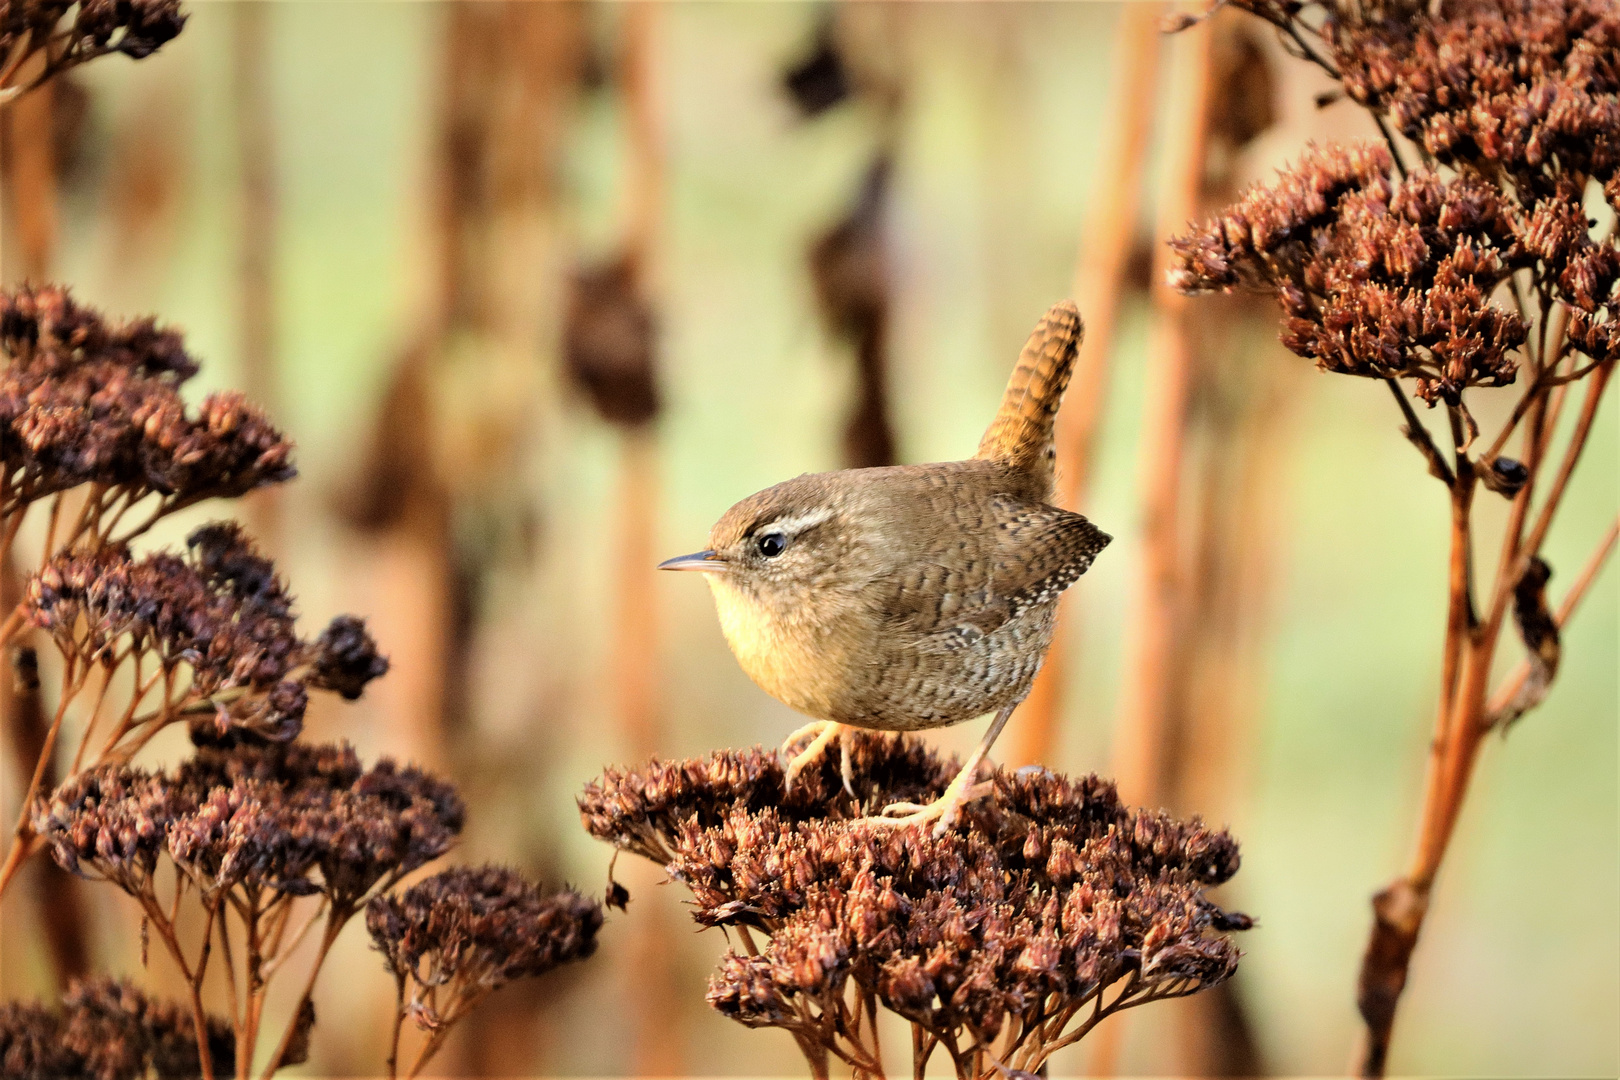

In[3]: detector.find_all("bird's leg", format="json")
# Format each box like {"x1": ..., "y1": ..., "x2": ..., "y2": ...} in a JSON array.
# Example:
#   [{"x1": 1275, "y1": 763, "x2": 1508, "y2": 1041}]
[
  {"x1": 870, "y1": 704, "x2": 1016, "y2": 836},
  {"x1": 782, "y1": 720, "x2": 847, "y2": 793}
]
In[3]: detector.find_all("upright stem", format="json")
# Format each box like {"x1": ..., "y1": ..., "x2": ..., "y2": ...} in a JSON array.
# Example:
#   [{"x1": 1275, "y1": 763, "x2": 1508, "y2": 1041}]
[
  {"x1": 1355, "y1": 346, "x2": 1614, "y2": 1075},
  {"x1": 1007, "y1": 0, "x2": 1164, "y2": 767}
]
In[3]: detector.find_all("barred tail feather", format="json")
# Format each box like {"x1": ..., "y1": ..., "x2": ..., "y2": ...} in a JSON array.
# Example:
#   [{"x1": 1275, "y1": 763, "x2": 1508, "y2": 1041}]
[{"x1": 975, "y1": 300, "x2": 1084, "y2": 491}]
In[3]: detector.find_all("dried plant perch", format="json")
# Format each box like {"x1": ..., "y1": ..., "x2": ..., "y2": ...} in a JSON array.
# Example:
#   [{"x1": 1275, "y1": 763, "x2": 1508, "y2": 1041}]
[
  {"x1": 0, "y1": 0, "x2": 185, "y2": 104},
  {"x1": 1169, "y1": 0, "x2": 1618, "y2": 1073},
  {"x1": 581, "y1": 733, "x2": 1250, "y2": 1080},
  {"x1": 0, "y1": 286, "x2": 603, "y2": 1076}
]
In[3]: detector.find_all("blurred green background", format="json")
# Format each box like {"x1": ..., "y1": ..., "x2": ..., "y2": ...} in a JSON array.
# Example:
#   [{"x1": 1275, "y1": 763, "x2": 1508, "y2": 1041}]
[{"x1": 1, "y1": 2, "x2": 1614, "y2": 1076}]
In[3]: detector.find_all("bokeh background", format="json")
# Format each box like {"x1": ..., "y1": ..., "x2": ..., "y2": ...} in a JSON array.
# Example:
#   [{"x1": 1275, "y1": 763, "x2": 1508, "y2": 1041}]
[{"x1": 1, "y1": 2, "x2": 1614, "y2": 1076}]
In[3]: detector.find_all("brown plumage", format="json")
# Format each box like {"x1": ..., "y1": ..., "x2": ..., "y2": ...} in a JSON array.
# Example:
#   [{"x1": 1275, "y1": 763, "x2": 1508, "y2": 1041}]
[{"x1": 661, "y1": 300, "x2": 1109, "y2": 831}]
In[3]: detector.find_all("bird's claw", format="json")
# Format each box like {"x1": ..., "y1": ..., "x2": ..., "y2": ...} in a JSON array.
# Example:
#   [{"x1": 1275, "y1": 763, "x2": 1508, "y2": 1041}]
[
  {"x1": 868, "y1": 778, "x2": 995, "y2": 836},
  {"x1": 782, "y1": 721, "x2": 856, "y2": 796}
]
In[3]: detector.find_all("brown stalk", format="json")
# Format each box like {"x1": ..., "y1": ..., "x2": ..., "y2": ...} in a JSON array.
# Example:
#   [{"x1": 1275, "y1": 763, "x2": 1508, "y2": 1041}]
[
  {"x1": 1089, "y1": 15, "x2": 1215, "y2": 1074},
  {"x1": 1007, "y1": 1, "x2": 1164, "y2": 768},
  {"x1": 1355, "y1": 345, "x2": 1615, "y2": 1075},
  {"x1": 1110, "y1": 11, "x2": 1215, "y2": 809}
]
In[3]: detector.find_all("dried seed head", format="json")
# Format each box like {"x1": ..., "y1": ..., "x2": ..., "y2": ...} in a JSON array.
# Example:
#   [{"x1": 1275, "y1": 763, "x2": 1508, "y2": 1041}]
[
  {"x1": 0, "y1": 978, "x2": 234, "y2": 1080},
  {"x1": 0, "y1": 285, "x2": 292, "y2": 515},
  {"x1": 366, "y1": 865, "x2": 602, "y2": 1032},
  {"x1": 580, "y1": 734, "x2": 1248, "y2": 1070},
  {"x1": 36, "y1": 742, "x2": 464, "y2": 908},
  {"x1": 24, "y1": 525, "x2": 387, "y2": 747}
]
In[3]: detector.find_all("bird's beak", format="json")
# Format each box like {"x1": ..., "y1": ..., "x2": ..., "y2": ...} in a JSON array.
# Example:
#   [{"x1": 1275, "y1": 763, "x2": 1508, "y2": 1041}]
[{"x1": 657, "y1": 549, "x2": 729, "y2": 572}]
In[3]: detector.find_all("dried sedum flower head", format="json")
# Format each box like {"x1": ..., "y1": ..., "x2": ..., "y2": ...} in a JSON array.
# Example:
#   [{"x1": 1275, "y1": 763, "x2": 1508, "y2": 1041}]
[
  {"x1": 0, "y1": 285, "x2": 293, "y2": 523},
  {"x1": 0, "y1": 977, "x2": 234, "y2": 1080},
  {"x1": 366, "y1": 865, "x2": 602, "y2": 1034},
  {"x1": 1178, "y1": 1, "x2": 1620, "y2": 400},
  {"x1": 1321, "y1": 0, "x2": 1619, "y2": 195},
  {"x1": 24, "y1": 522, "x2": 388, "y2": 746},
  {"x1": 1170, "y1": 144, "x2": 1535, "y2": 403},
  {"x1": 36, "y1": 741, "x2": 464, "y2": 910},
  {"x1": 580, "y1": 734, "x2": 1249, "y2": 1079},
  {"x1": 0, "y1": 0, "x2": 185, "y2": 100}
]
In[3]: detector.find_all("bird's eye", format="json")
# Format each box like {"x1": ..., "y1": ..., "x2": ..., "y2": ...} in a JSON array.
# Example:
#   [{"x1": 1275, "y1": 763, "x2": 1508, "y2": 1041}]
[{"x1": 757, "y1": 532, "x2": 786, "y2": 557}]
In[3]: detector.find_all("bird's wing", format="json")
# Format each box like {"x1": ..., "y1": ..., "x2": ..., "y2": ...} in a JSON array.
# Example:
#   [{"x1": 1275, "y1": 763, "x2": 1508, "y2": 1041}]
[{"x1": 880, "y1": 498, "x2": 1110, "y2": 650}]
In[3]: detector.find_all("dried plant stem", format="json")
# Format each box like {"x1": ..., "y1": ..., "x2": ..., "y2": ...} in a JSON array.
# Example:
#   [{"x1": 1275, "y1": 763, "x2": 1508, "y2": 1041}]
[
  {"x1": 257, "y1": 913, "x2": 343, "y2": 1080},
  {"x1": 1112, "y1": 9, "x2": 1215, "y2": 809},
  {"x1": 1008, "y1": 1, "x2": 1163, "y2": 768},
  {"x1": 1356, "y1": 351, "x2": 1615, "y2": 1076}
]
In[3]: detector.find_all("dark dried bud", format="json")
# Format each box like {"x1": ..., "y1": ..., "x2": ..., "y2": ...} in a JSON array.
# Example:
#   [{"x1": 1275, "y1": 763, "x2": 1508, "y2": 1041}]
[
  {"x1": 1482, "y1": 456, "x2": 1530, "y2": 497},
  {"x1": 307, "y1": 615, "x2": 389, "y2": 699},
  {"x1": 782, "y1": 17, "x2": 851, "y2": 119}
]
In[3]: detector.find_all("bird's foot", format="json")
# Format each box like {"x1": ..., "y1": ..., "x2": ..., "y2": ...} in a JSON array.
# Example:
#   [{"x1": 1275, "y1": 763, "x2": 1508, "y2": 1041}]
[
  {"x1": 782, "y1": 721, "x2": 857, "y2": 796},
  {"x1": 868, "y1": 768, "x2": 996, "y2": 837}
]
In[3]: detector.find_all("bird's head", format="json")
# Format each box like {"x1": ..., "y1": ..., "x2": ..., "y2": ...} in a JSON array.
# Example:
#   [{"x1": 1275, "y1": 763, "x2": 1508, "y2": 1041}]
[{"x1": 659, "y1": 474, "x2": 858, "y2": 611}]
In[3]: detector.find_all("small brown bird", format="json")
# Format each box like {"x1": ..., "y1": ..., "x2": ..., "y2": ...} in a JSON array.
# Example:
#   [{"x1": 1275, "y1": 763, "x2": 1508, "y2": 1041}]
[{"x1": 660, "y1": 300, "x2": 1109, "y2": 831}]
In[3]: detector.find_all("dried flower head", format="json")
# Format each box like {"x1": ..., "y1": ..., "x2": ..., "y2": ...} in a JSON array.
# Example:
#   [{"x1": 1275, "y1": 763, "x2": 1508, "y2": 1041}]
[
  {"x1": 0, "y1": 285, "x2": 293, "y2": 523},
  {"x1": 367, "y1": 865, "x2": 602, "y2": 1036},
  {"x1": 0, "y1": 0, "x2": 185, "y2": 100},
  {"x1": 1321, "y1": 0, "x2": 1620, "y2": 195},
  {"x1": 24, "y1": 522, "x2": 387, "y2": 747},
  {"x1": 580, "y1": 734, "x2": 1249, "y2": 1079},
  {"x1": 0, "y1": 978, "x2": 234, "y2": 1080},
  {"x1": 36, "y1": 741, "x2": 464, "y2": 909},
  {"x1": 1171, "y1": 145, "x2": 1532, "y2": 403},
  {"x1": 1179, "y1": 1, "x2": 1620, "y2": 400}
]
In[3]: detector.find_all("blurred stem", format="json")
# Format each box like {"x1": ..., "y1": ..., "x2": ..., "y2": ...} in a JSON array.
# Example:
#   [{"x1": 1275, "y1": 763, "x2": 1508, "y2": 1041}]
[
  {"x1": 1110, "y1": 10, "x2": 1214, "y2": 808},
  {"x1": 1008, "y1": 0, "x2": 1163, "y2": 768},
  {"x1": 231, "y1": 0, "x2": 281, "y2": 542}
]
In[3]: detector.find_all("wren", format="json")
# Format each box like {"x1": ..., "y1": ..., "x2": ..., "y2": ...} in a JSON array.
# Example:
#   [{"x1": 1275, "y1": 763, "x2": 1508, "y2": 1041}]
[{"x1": 660, "y1": 300, "x2": 1110, "y2": 832}]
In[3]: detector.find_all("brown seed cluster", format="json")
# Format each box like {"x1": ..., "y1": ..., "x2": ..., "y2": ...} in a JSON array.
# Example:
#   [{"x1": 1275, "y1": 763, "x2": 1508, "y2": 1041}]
[
  {"x1": 580, "y1": 734, "x2": 1248, "y2": 1077},
  {"x1": 24, "y1": 522, "x2": 387, "y2": 744},
  {"x1": 0, "y1": 0, "x2": 185, "y2": 98},
  {"x1": 0, "y1": 978, "x2": 235, "y2": 1080},
  {"x1": 1321, "y1": 0, "x2": 1619, "y2": 196},
  {"x1": 35, "y1": 741, "x2": 464, "y2": 910},
  {"x1": 1174, "y1": 0, "x2": 1620, "y2": 398},
  {"x1": 367, "y1": 865, "x2": 603, "y2": 1032},
  {"x1": 1170, "y1": 143, "x2": 1533, "y2": 403},
  {"x1": 0, "y1": 285, "x2": 293, "y2": 519}
]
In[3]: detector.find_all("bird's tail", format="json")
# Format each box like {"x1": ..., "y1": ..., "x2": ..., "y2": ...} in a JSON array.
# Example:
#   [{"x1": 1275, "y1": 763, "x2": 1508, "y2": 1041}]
[{"x1": 975, "y1": 300, "x2": 1084, "y2": 493}]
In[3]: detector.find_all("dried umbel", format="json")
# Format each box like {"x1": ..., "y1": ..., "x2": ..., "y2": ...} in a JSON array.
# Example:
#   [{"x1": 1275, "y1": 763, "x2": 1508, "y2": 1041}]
[
  {"x1": 1171, "y1": 143, "x2": 1535, "y2": 403},
  {"x1": 37, "y1": 740, "x2": 464, "y2": 908},
  {"x1": 580, "y1": 734, "x2": 1249, "y2": 1080},
  {"x1": 0, "y1": 977, "x2": 235, "y2": 1080},
  {"x1": 30, "y1": 741, "x2": 462, "y2": 1078},
  {"x1": 1175, "y1": 1, "x2": 1618, "y2": 402},
  {"x1": 0, "y1": 0, "x2": 185, "y2": 102},
  {"x1": 23, "y1": 522, "x2": 387, "y2": 753},
  {"x1": 367, "y1": 865, "x2": 603, "y2": 1078},
  {"x1": 0, "y1": 285, "x2": 293, "y2": 536}
]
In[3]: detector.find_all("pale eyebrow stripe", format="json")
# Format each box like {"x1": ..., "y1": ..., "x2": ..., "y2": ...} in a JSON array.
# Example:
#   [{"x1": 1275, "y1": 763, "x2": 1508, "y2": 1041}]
[{"x1": 762, "y1": 507, "x2": 835, "y2": 537}]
